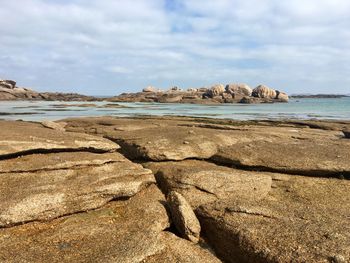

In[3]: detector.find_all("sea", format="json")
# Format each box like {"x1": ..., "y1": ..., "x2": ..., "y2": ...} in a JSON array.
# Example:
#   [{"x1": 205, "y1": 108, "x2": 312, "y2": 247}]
[{"x1": 0, "y1": 97, "x2": 349, "y2": 121}]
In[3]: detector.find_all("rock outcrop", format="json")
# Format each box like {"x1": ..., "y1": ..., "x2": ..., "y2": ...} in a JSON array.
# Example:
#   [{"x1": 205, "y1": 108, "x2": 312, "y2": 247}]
[
  {"x1": 0, "y1": 118, "x2": 222, "y2": 262},
  {"x1": 207, "y1": 84, "x2": 225, "y2": 97},
  {"x1": 0, "y1": 79, "x2": 16, "y2": 89},
  {"x1": 143, "y1": 86, "x2": 158, "y2": 92},
  {"x1": 252, "y1": 84, "x2": 277, "y2": 99},
  {"x1": 2, "y1": 116, "x2": 349, "y2": 262},
  {"x1": 109, "y1": 83, "x2": 289, "y2": 104},
  {"x1": 225, "y1": 83, "x2": 252, "y2": 96},
  {"x1": 0, "y1": 79, "x2": 102, "y2": 101},
  {"x1": 252, "y1": 84, "x2": 289, "y2": 102}
]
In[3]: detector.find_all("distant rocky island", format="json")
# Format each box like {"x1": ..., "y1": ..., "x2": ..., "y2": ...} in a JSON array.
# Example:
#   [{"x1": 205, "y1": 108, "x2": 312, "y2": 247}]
[
  {"x1": 108, "y1": 84, "x2": 289, "y2": 104},
  {"x1": 0, "y1": 79, "x2": 101, "y2": 101},
  {"x1": 1, "y1": 79, "x2": 289, "y2": 104},
  {"x1": 3, "y1": 78, "x2": 348, "y2": 104}
]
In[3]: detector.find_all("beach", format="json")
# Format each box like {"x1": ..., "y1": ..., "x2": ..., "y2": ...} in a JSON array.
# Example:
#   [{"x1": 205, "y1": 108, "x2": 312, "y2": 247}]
[{"x1": 0, "y1": 114, "x2": 349, "y2": 262}]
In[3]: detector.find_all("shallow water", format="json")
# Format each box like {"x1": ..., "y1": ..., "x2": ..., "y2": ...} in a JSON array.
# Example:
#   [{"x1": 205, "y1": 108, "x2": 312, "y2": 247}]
[{"x1": 0, "y1": 97, "x2": 349, "y2": 121}]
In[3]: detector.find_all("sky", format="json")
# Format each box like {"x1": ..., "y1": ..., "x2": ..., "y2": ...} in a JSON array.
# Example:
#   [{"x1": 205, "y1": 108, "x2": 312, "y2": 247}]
[{"x1": 1, "y1": 0, "x2": 350, "y2": 95}]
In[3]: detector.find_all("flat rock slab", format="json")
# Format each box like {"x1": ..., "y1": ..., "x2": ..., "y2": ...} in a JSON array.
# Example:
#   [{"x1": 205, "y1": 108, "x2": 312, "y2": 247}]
[
  {"x1": 0, "y1": 151, "x2": 121, "y2": 173},
  {"x1": 197, "y1": 175, "x2": 350, "y2": 262},
  {"x1": 63, "y1": 117, "x2": 347, "y2": 168},
  {"x1": 0, "y1": 152, "x2": 155, "y2": 226},
  {"x1": 213, "y1": 138, "x2": 350, "y2": 176},
  {"x1": 144, "y1": 160, "x2": 272, "y2": 209},
  {"x1": 108, "y1": 126, "x2": 236, "y2": 161},
  {"x1": 0, "y1": 120, "x2": 119, "y2": 158},
  {"x1": 0, "y1": 185, "x2": 221, "y2": 263},
  {"x1": 63, "y1": 117, "x2": 242, "y2": 161},
  {"x1": 0, "y1": 185, "x2": 169, "y2": 262}
]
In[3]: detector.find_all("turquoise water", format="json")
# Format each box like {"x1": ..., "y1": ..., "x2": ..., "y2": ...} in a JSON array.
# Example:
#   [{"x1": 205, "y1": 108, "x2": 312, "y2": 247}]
[{"x1": 0, "y1": 97, "x2": 349, "y2": 121}]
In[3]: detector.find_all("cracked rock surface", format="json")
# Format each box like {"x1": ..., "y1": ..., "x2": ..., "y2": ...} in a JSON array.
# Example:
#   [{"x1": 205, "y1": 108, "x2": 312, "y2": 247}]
[
  {"x1": 144, "y1": 160, "x2": 272, "y2": 209},
  {"x1": 0, "y1": 120, "x2": 118, "y2": 157},
  {"x1": 1, "y1": 116, "x2": 350, "y2": 262},
  {"x1": 197, "y1": 174, "x2": 350, "y2": 262}
]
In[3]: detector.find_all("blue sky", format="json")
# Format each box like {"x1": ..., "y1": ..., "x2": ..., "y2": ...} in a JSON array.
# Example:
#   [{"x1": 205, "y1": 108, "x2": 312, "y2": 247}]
[{"x1": 1, "y1": 0, "x2": 349, "y2": 95}]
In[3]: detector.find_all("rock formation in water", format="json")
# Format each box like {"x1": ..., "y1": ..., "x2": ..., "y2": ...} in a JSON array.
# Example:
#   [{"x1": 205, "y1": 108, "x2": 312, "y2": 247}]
[
  {"x1": 109, "y1": 83, "x2": 289, "y2": 104},
  {"x1": 0, "y1": 79, "x2": 101, "y2": 101}
]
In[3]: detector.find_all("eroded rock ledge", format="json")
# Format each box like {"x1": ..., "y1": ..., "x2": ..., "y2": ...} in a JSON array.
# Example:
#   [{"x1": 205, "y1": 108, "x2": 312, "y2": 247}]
[{"x1": 1, "y1": 116, "x2": 349, "y2": 262}]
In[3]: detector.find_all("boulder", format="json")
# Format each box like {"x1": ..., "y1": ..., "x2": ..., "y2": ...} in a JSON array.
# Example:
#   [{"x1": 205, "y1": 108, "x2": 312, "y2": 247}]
[
  {"x1": 207, "y1": 84, "x2": 225, "y2": 98},
  {"x1": 276, "y1": 91, "x2": 289, "y2": 102},
  {"x1": 0, "y1": 79, "x2": 16, "y2": 89},
  {"x1": 252, "y1": 84, "x2": 277, "y2": 99},
  {"x1": 169, "y1": 86, "x2": 182, "y2": 92},
  {"x1": 167, "y1": 191, "x2": 201, "y2": 243},
  {"x1": 225, "y1": 83, "x2": 252, "y2": 96},
  {"x1": 187, "y1": 88, "x2": 198, "y2": 92},
  {"x1": 197, "y1": 174, "x2": 350, "y2": 262},
  {"x1": 198, "y1": 87, "x2": 209, "y2": 93},
  {"x1": 222, "y1": 92, "x2": 233, "y2": 102},
  {"x1": 143, "y1": 86, "x2": 157, "y2": 92}
]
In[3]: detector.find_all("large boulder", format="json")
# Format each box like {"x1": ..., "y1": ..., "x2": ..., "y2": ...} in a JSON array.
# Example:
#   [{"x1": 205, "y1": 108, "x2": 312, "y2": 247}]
[
  {"x1": 207, "y1": 84, "x2": 225, "y2": 98},
  {"x1": 252, "y1": 84, "x2": 277, "y2": 99},
  {"x1": 169, "y1": 86, "x2": 182, "y2": 92},
  {"x1": 143, "y1": 86, "x2": 157, "y2": 92},
  {"x1": 187, "y1": 88, "x2": 198, "y2": 92},
  {"x1": 225, "y1": 83, "x2": 252, "y2": 96},
  {"x1": 276, "y1": 91, "x2": 289, "y2": 102},
  {"x1": 0, "y1": 79, "x2": 16, "y2": 89}
]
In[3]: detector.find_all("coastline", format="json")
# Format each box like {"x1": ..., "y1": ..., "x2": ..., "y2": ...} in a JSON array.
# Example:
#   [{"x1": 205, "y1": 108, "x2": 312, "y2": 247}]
[{"x1": 0, "y1": 115, "x2": 349, "y2": 262}]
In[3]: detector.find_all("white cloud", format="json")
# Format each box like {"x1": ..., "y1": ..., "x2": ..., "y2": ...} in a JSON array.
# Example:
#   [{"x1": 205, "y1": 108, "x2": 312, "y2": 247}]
[{"x1": 0, "y1": 0, "x2": 349, "y2": 94}]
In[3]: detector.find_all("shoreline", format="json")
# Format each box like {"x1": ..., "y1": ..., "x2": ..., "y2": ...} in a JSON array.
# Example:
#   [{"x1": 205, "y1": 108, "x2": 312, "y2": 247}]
[{"x1": 1, "y1": 98, "x2": 350, "y2": 121}]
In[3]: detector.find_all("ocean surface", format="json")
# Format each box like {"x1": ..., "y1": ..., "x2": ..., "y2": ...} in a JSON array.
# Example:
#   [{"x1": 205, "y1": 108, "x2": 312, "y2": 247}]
[{"x1": 0, "y1": 97, "x2": 349, "y2": 121}]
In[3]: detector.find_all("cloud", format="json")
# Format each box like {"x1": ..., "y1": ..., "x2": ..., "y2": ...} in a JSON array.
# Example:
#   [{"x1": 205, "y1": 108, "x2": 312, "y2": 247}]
[{"x1": 0, "y1": 0, "x2": 349, "y2": 95}]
